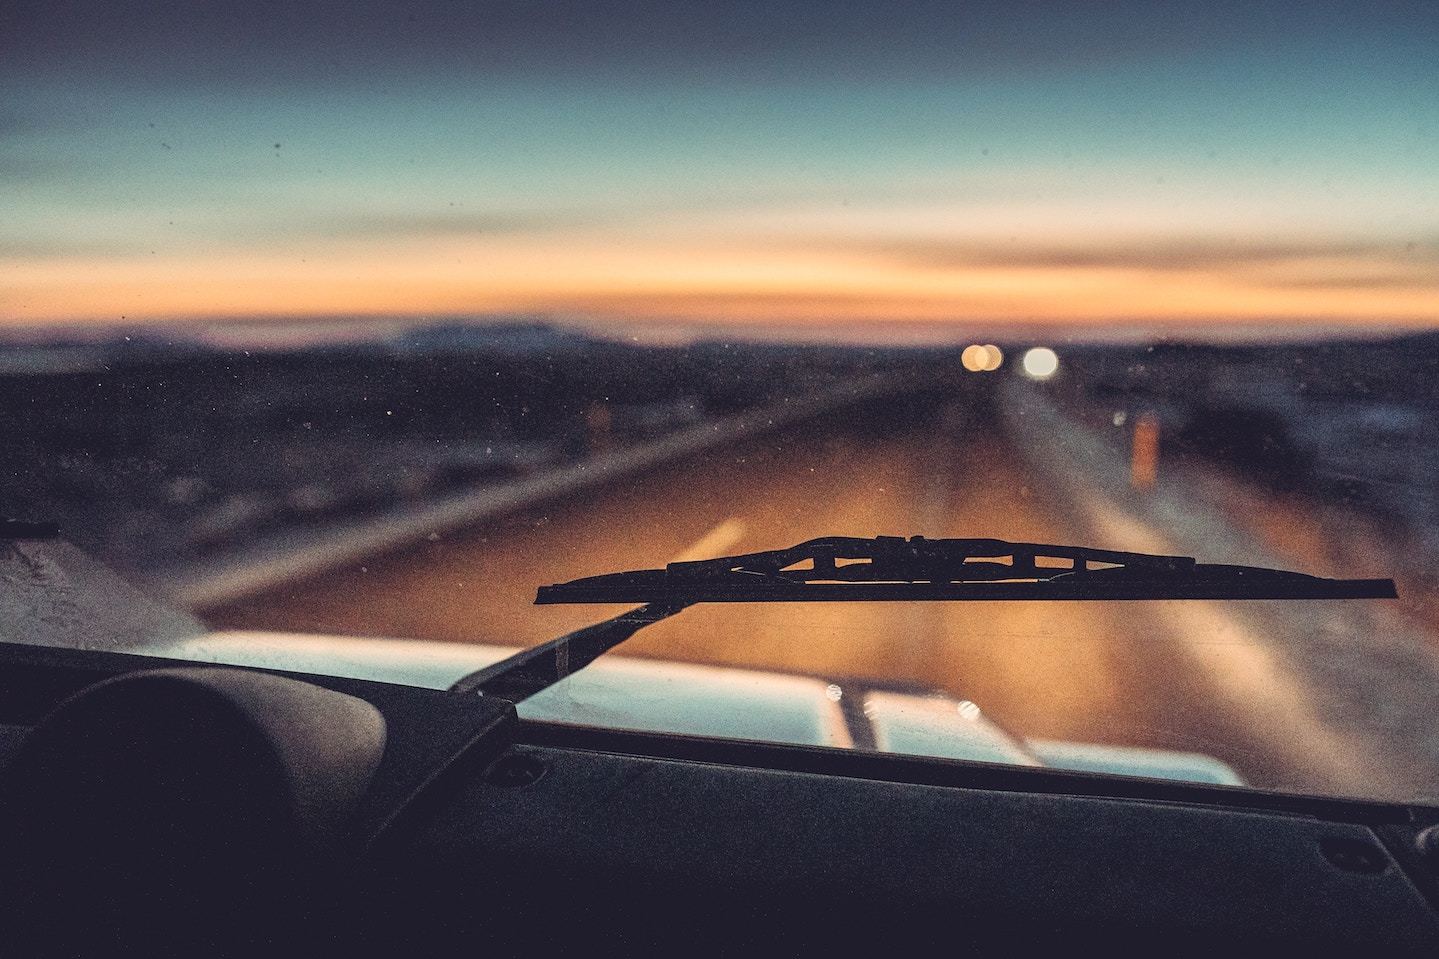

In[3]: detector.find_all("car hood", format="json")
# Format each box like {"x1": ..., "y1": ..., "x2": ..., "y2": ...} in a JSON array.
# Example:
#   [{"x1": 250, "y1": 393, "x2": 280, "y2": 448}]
[{"x1": 141, "y1": 630, "x2": 1242, "y2": 786}]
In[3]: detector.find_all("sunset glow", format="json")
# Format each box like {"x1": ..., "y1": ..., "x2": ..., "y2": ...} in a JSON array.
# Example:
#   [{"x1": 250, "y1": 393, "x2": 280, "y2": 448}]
[
  {"x1": 8, "y1": 238, "x2": 1432, "y2": 329},
  {"x1": 3, "y1": 0, "x2": 1435, "y2": 336}
]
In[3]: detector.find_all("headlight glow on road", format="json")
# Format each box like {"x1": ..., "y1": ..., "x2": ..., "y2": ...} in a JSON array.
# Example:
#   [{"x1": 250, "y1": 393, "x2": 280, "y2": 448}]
[
  {"x1": 981, "y1": 344, "x2": 1003, "y2": 371},
  {"x1": 1021, "y1": 347, "x2": 1059, "y2": 380}
]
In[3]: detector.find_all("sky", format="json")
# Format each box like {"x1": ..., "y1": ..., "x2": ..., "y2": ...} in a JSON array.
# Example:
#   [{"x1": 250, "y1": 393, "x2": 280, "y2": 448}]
[{"x1": 2, "y1": 0, "x2": 1436, "y2": 338}]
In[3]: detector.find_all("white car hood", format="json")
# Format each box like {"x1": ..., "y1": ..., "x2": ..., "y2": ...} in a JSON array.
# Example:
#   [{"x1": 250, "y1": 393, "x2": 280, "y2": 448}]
[{"x1": 141, "y1": 630, "x2": 1242, "y2": 786}]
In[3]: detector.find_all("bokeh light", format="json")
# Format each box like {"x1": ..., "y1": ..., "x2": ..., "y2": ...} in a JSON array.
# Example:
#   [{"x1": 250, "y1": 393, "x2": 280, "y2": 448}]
[{"x1": 1021, "y1": 347, "x2": 1059, "y2": 380}]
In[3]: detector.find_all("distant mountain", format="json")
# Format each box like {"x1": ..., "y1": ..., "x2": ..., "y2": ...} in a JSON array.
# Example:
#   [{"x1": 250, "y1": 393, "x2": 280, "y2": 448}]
[
  {"x1": 388, "y1": 320, "x2": 605, "y2": 356},
  {"x1": 0, "y1": 331, "x2": 207, "y2": 376}
]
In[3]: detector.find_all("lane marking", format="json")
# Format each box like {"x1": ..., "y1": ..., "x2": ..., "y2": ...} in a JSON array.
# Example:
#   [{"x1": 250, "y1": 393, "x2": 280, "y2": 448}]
[{"x1": 670, "y1": 518, "x2": 748, "y2": 564}]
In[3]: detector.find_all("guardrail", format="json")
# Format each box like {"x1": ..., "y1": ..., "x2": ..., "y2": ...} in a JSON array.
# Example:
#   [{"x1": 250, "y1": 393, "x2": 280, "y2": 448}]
[{"x1": 160, "y1": 376, "x2": 898, "y2": 609}]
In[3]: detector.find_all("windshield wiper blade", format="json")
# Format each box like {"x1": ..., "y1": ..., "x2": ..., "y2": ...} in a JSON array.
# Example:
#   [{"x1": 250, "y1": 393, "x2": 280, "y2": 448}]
[
  {"x1": 460, "y1": 534, "x2": 1392, "y2": 704},
  {"x1": 536, "y1": 536, "x2": 1396, "y2": 604}
]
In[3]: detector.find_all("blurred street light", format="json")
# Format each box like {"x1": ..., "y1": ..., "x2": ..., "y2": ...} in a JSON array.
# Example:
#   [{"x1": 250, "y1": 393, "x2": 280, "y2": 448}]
[
  {"x1": 961, "y1": 345, "x2": 988, "y2": 372},
  {"x1": 962, "y1": 344, "x2": 1005, "y2": 372},
  {"x1": 1021, "y1": 347, "x2": 1059, "y2": 380}
]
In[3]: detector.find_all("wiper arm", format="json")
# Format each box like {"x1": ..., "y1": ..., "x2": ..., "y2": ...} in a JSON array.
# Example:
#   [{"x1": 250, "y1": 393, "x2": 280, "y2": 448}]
[
  {"x1": 535, "y1": 536, "x2": 1396, "y2": 604},
  {"x1": 449, "y1": 602, "x2": 688, "y2": 699}
]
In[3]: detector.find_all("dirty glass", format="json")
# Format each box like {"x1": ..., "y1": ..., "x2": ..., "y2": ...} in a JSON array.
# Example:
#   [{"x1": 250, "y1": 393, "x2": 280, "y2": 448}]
[{"x1": 2, "y1": 1, "x2": 1437, "y2": 800}]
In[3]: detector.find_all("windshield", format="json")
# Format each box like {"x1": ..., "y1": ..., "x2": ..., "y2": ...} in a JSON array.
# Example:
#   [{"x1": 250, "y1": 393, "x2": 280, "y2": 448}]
[{"x1": 3, "y1": 0, "x2": 1437, "y2": 802}]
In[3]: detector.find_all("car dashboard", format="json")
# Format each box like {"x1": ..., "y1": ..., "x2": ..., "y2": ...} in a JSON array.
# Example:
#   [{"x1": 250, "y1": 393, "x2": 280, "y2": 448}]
[{"x1": 1, "y1": 638, "x2": 1438, "y2": 957}]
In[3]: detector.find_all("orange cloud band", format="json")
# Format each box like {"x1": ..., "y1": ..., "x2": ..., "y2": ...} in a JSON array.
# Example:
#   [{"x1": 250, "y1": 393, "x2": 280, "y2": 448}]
[{"x1": 4, "y1": 235, "x2": 1435, "y2": 329}]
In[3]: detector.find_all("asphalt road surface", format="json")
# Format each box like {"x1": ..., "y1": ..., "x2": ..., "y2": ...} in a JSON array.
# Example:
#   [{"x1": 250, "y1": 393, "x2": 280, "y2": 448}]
[{"x1": 208, "y1": 398, "x2": 1351, "y2": 793}]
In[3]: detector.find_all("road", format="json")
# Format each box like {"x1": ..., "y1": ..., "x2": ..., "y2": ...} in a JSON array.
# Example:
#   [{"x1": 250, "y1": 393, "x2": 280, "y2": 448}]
[{"x1": 207, "y1": 396, "x2": 1346, "y2": 792}]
